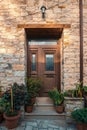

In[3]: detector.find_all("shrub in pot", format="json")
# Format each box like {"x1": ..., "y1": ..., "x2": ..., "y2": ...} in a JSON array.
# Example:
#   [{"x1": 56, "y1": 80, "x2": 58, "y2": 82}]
[
  {"x1": 4, "y1": 105, "x2": 21, "y2": 129},
  {"x1": 48, "y1": 88, "x2": 64, "y2": 113},
  {"x1": 26, "y1": 77, "x2": 42, "y2": 104},
  {"x1": 3, "y1": 87, "x2": 21, "y2": 129},
  {"x1": 3, "y1": 83, "x2": 26, "y2": 129},
  {"x1": 24, "y1": 94, "x2": 34, "y2": 113},
  {"x1": 3, "y1": 82, "x2": 26, "y2": 111},
  {"x1": 71, "y1": 108, "x2": 87, "y2": 130}
]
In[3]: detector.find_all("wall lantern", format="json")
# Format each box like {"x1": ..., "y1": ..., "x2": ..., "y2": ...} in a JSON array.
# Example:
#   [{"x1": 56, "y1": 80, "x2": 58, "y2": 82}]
[{"x1": 40, "y1": 6, "x2": 46, "y2": 19}]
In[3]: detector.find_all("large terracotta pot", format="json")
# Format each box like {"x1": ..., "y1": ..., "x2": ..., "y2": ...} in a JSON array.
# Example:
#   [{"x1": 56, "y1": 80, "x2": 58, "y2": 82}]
[
  {"x1": 76, "y1": 123, "x2": 83, "y2": 130},
  {"x1": 25, "y1": 105, "x2": 33, "y2": 113},
  {"x1": 3, "y1": 112, "x2": 20, "y2": 129},
  {"x1": 0, "y1": 113, "x2": 3, "y2": 123},
  {"x1": 55, "y1": 104, "x2": 64, "y2": 113}
]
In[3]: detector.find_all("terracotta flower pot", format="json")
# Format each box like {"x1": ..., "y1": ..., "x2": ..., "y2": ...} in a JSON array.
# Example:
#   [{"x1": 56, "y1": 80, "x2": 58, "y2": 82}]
[
  {"x1": 25, "y1": 105, "x2": 33, "y2": 113},
  {"x1": 0, "y1": 113, "x2": 3, "y2": 123},
  {"x1": 55, "y1": 104, "x2": 64, "y2": 113},
  {"x1": 76, "y1": 123, "x2": 83, "y2": 130},
  {"x1": 3, "y1": 112, "x2": 20, "y2": 129}
]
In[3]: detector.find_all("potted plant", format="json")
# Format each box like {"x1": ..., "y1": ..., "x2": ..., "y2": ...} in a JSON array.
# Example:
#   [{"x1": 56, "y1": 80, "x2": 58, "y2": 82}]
[
  {"x1": 71, "y1": 108, "x2": 87, "y2": 130},
  {"x1": 3, "y1": 82, "x2": 26, "y2": 129},
  {"x1": 3, "y1": 86, "x2": 21, "y2": 129},
  {"x1": 64, "y1": 82, "x2": 83, "y2": 98},
  {"x1": 48, "y1": 88, "x2": 64, "y2": 113},
  {"x1": 26, "y1": 77, "x2": 42, "y2": 104},
  {"x1": 24, "y1": 93, "x2": 34, "y2": 113},
  {"x1": 64, "y1": 82, "x2": 84, "y2": 122},
  {"x1": 3, "y1": 82, "x2": 26, "y2": 111}
]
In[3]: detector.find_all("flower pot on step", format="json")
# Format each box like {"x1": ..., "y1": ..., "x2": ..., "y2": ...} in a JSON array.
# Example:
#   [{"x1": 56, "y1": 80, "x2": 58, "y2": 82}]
[
  {"x1": 24, "y1": 105, "x2": 33, "y2": 113},
  {"x1": 55, "y1": 104, "x2": 64, "y2": 113}
]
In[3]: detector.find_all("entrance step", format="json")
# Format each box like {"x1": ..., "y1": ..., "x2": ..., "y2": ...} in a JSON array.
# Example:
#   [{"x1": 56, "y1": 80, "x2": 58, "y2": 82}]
[
  {"x1": 36, "y1": 97, "x2": 53, "y2": 104},
  {"x1": 24, "y1": 97, "x2": 66, "y2": 120},
  {"x1": 35, "y1": 97, "x2": 54, "y2": 111},
  {"x1": 24, "y1": 109, "x2": 65, "y2": 120}
]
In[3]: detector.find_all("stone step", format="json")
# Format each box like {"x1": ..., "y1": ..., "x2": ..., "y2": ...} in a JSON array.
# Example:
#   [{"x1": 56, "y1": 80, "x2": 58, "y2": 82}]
[
  {"x1": 24, "y1": 109, "x2": 66, "y2": 120},
  {"x1": 34, "y1": 104, "x2": 54, "y2": 111},
  {"x1": 34, "y1": 102, "x2": 54, "y2": 111},
  {"x1": 34, "y1": 97, "x2": 54, "y2": 111},
  {"x1": 24, "y1": 97, "x2": 65, "y2": 120},
  {"x1": 36, "y1": 97, "x2": 53, "y2": 105}
]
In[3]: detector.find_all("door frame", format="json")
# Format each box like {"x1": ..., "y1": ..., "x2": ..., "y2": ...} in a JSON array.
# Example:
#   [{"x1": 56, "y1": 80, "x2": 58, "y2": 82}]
[{"x1": 22, "y1": 23, "x2": 71, "y2": 91}]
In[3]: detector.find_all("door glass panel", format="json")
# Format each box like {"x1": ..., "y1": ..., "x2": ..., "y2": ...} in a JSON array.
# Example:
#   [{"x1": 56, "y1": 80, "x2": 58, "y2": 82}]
[
  {"x1": 29, "y1": 40, "x2": 57, "y2": 45},
  {"x1": 45, "y1": 54, "x2": 54, "y2": 71},
  {"x1": 32, "y1": 54, "x2": 36, "y2": 71}
]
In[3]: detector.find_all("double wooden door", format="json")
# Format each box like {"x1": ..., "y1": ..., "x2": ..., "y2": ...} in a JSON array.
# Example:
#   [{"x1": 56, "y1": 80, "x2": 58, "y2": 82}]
[{"x1": 27, "y1": 41, "x2": 60, "y2": 96}]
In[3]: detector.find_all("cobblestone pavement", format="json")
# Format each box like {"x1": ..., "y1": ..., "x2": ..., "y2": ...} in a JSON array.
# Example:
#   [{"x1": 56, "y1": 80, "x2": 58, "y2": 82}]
[{"x1": 0, "y1": 119, "x2": 77, "y2": 130}]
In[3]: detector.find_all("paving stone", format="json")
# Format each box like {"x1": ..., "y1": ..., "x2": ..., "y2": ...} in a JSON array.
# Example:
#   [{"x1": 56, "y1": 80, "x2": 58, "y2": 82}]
[
  {"x1": 19, "y1": 121, "x2": 26, "y2": 127},
  {"x1": 59, "y1": 127, "x2": 66, "y2": 130},
  {"x1": 0, "y1": 120, "x2": 76, "y2": 130},
  {"x1": 48, "y1": 124, "x2": 59, "y2": 129},
  {"x1": 67, "y1": 128, "x2": 76, "y2": 130},
  {"x1": 26, "y1": 122, "x2": 37, "y2": 127},
  {"x1": 38, "y1": 129, "x2": 46, "y2": 130},
  {"x1": 48, "y1": 128, "x2": 54, "y2": 130},
  {"x1": 16, "y1": 126, "x2": 25, "y2": 130},
  {"x1": 0, "y1": 127, "x2": 7, "y2": 130},
  {"x1": 38, "y1": 121, "x2": 48, "y2": 128},
  {"x1": 33, "y1": 128, "x2": 38, "y2": 130},
  {"x1": 25, "y1": 125, "x2": 33, "y2": 130},
  {"x1": 53, "y1": 128, "x2": 60, "y2": 130}
]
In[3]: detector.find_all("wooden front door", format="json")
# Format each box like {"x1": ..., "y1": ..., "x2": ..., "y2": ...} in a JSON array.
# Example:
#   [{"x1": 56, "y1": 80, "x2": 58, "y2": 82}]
[{"x1": 27, "y1": 40, "x2": 60, "y2": 96}]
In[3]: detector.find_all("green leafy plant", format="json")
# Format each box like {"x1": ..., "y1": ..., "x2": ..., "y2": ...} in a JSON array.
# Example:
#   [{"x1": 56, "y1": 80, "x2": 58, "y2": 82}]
[
  {"x1": 0, "y1": 98, "x2": 7, "y2": 114},
  {"x1": 63, "y1": 90, "x2": 75, "y2": 97},
  {"x1": 64, "y1": 82, "x2": 83, "y2": 98},
  {"x1": 26, "y1": 77, "x2": 42, "y2": 98},
  {"x1": 2, "y1": 82, "x2": 26, "y2": 116},
  {"x1": 71, "y1": 108, "x2": 87, "y2": 123},
  {"x1": 24, "y1": 94, "x2": 34, "y2": 106},
  {"x1": 48, "y1": 88, "x2": 64, "y2": 106},
  {"x1": 75, "y1": 82, "x2": 82, "y2": 97},
  {"x1": 83, "y1": 86, "x2": 87, "y2": 94}
]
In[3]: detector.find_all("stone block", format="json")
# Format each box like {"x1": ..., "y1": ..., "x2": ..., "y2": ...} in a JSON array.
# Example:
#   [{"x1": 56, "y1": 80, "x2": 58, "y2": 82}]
[
  {"x1": 14, "y1": 71, "x2": 25, "y2": 77},
  {"x1": 13, "y1": 64, "x2": 24, "y2": 70}
]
